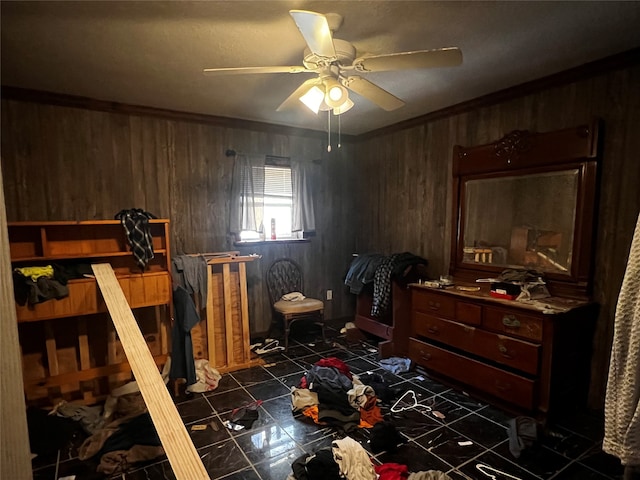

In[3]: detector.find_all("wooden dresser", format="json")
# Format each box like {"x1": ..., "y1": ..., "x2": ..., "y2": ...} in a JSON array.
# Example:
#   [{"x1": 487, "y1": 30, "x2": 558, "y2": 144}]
[{"x1": 408, "y1": 283, "x2": 596, "y2": 420}]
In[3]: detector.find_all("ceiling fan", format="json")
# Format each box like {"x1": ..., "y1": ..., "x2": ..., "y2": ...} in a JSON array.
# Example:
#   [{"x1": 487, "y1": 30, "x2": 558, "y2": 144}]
[{"x1": 202, "y1": 10, "x2": 462, "y2": 115}]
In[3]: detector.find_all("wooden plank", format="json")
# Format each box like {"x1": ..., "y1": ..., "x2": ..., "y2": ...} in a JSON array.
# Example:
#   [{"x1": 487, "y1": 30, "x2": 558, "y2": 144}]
[
  {"x1": 44, "y1": 322, "x2": 59, "y2": 376},
  {"x1": 24, "y1": 355, "x2": 168, "y2": 390},
  {"x1": 0, "y1": 160, "x2": 32, "y2": 479},
  {"x1": 223, "y1": 263, "x2": 234, "y2": 366},
  {"x1": 92, "y1": 263, "x2": 208, "y2": 480},
  {"x1": 206, "y1": 265, "x2": 216, "y2": 364},
  {"x1": 239, "y1": 262, "x2": 251, "y2": 363},
  {"x1": 77, "y1": 318, "x2": 92, "y2": 401}
]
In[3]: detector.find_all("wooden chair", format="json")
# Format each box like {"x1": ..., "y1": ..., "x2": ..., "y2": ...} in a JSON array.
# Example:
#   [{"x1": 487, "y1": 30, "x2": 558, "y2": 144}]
[{"x1": 266, "y1": 258, "x2": 325, "y2": 351}]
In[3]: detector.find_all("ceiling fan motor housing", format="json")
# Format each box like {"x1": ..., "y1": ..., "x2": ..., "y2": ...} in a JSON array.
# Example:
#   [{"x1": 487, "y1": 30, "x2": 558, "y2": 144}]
[{"x1": 302, "y1": 38, "x2": 356, "y2": 70}]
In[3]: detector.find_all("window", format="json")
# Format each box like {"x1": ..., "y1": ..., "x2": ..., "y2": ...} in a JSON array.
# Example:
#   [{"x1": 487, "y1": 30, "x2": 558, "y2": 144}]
[
  {"x1": 240, "y1": 160, "x2": 294, "y2": 241},
  {"x1": 230, "y1": 154, "x2": 315, "y2": 242}
]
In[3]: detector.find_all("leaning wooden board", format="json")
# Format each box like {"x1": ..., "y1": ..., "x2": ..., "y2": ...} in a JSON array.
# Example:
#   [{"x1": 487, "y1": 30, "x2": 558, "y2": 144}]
[{"x1": 92, "y1": 263, "x2": 208, "y2": 480}]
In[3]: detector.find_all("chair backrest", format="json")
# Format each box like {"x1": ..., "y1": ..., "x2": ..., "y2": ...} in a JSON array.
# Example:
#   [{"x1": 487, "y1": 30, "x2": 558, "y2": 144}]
[{"x1": 266, "y1": 258, "x2": 304, "y2": 304}]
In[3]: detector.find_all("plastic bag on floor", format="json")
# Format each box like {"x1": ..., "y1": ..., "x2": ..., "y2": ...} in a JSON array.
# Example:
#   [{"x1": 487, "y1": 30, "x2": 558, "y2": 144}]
[{"x1": 186, "y1": 359, "x2": 222, "y2": 393}]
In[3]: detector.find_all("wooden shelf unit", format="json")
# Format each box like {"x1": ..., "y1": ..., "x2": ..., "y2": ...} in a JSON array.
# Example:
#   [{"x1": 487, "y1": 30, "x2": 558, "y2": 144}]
[{"x1": 8, "y1": 219, "x2": 172, "y2": 406}]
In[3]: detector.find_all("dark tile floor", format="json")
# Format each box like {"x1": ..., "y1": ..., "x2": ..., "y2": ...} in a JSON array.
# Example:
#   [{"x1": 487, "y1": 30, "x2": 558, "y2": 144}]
[{"x1": 33, "y1": 321, "x2": 625, "y2": 480}]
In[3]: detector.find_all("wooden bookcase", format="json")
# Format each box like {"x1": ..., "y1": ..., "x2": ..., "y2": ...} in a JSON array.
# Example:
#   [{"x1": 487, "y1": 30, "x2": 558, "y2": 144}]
[{"x1": 8, "y1": 220, "x2": 172, "y2": 406}]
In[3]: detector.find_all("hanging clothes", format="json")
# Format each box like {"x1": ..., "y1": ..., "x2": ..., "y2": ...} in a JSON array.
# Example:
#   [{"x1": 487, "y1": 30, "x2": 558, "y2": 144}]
[
  {"x1": 172, "y1": 255, "x2": 208, "y2": 306},
  {"x1": 169, "y1": 285, "x2": 199, "y2": 386},
  {"x1": 603, "y1": 212, "x2": 640, "y2": 466},
  {"x1": 114, "y1": 208, "x2": 157, "y2": 270}
]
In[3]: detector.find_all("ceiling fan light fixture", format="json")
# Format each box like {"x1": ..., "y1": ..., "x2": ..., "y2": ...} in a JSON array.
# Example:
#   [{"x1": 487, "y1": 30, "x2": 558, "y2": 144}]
[
  {"x1": 323, "y1": 77, "x2": 349, "y2": 108},
  {"x1": 333, "y1": 97, "x2": 354, "y2": 115},
  {"x1": 299, "y1": 85, "x2": 325, "y2": 114}
]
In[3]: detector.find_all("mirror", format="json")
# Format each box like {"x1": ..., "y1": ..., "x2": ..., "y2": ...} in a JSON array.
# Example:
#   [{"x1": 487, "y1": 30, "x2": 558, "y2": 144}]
[
  {"x1": 451, "y1": 121, "x2": 601, "y2": 298},
  {"x1": 463, "y1": 169, "x2": 579, "y2": 274}
]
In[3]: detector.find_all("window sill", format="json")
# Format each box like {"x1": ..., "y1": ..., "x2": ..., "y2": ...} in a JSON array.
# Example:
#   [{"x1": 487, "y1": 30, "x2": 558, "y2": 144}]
[{"x1": 234, "y1": 239, "x2": 311, "y2": 247}]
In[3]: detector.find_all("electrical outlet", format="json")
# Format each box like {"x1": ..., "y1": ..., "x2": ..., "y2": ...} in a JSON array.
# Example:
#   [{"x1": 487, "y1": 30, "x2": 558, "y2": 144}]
[{"x1": 326, "y1": 289, "x2": 333, "y2": 300}]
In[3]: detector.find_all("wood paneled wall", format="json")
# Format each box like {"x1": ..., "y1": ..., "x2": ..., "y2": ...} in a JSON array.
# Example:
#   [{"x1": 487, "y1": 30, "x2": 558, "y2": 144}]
[
  {"x1": 0, "y1": 102, "x2": 358, "y2": 334},
  {"x1": 355, "y1": 64, "x2": 640, "y2": 407},
  {"x1": 3, "y1": 61, "x2": 639, "y2": 408}
]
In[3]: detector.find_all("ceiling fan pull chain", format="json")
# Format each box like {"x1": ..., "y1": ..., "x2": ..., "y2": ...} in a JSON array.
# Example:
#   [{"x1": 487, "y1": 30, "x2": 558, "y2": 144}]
[
  {"x1": 327, "y1": 110, "x2": 332, "y2": 152},
  {"x1": 338, "y1": 114, "x2": 342, "y2": 149}
]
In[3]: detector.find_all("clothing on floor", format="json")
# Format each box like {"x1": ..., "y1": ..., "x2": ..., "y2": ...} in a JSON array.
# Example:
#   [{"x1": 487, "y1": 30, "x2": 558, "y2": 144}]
[
  {"x1": 307, "y1": 365, "x2": 354, "y2": 415},
  {"x1": 51, "y1": 400, "x2": 104, "y2": 435},
  {"x1": 318, "y1": 406, "x2": 361, "y2": 433},
  {"x1": 291, "y1": 448, "x2": 342, "y2": 480},
  {"x1": 357, "y1": 371, "x2": 400, "y2": 404},
  {"x1": 26, "y1": 407, "x2": 82, "y2": 457},
  {"x1": 508, "y1": 416, "x2": 538, "y2": 458},
  {"x1": 172, "y1": 254, "x2": 208, "y2": 305},
  {"x1": 315, "y1": 357, "x2": 353, "y2": 379},
  {"x1": 360, "y1": 395, "x2": 384, "y2": 426},
  {"x1": 347, "y1": 382, "x2": 374, "y2": 410},
  {"x1": 98, "y1": 444, "x2": 165, "y2": 475},
  {"x1": 186, "y1": 359, "x2": 222, "y2": 393},
  {"x1": 604, "y1": 211, "x2": 640, "y2": 465},
  {"x1": 370, "y1": 421, "x2": 405, "y2": 454},
  {"x1": 291, "y1": 387, "x2": 320, "y2": 412},
  {"x1": 79, "y1": 412, "x2": 161, "y2": 461},
  {"x1": 114, "y1": 208, "x2": 157, "y2": 270},
  {"x1": 379, "y1": 357, "x2": 412, "y2": 375},
  {"x1": 331, "y1": 436, "x2": 377, "y2": 480},
  {"x1": 169, "y1": 285, "x2": 199, "y2": 386},
  {"x1": 375, "y1": 463, "x2": 409, "y2": 480}
]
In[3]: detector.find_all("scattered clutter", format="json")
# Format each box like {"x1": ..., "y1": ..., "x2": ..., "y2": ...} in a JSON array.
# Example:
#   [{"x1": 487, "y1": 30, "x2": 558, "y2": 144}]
[
  {"x1": 508, "y1": 416, "x2": 539, "y2": 458},
  {"x1": 186, "y1": 359, "x2": 222, "y2": 393},
  {"x1": 379, "y1": 357, "x2": 412, "y2": 375},
  {"x1": 251, "y1": 338, "x2": 286, "y2": 354}
]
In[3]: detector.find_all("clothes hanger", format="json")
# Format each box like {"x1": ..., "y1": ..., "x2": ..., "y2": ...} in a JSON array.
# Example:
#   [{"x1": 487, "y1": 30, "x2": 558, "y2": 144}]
[
  {"x1": 390, "y1": 389, "x2": 432, "y2": 413},
  {"x1": 476, "y1": 463, "x2": 523, "y2": 480}
]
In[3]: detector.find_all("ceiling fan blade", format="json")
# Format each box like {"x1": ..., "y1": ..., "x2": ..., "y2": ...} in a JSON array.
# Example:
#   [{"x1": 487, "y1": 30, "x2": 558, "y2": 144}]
[
  {"x1": 289, "y1": 10, "x2": 336, "y2": 59},
  {"x1": 276, "y1": 78, "x2": 322, "y2": 112},
  {"x1": 342, "y1": 76, "x2": 405, "y2": 111},
  {"x1": 203, "y1": 66, "x2": 311, "y2": 75},
  {"x1": 353, "y1": 47, "x2": 462, "y2": 72}
]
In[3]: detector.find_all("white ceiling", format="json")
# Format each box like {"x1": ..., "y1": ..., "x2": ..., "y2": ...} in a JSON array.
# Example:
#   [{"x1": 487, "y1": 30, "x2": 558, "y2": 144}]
[{"x1": 2, "y1": 1, "x2": 640, "y2": 135}]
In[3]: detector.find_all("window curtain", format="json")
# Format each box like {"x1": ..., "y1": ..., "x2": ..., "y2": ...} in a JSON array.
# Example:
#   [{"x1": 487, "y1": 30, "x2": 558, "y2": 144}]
[
  {"x1": 229, "y1": 154, "x2": 266, "y2": 237},
  {"x1": 291, "y1": 159, "x2": 316, "y2": 234}
]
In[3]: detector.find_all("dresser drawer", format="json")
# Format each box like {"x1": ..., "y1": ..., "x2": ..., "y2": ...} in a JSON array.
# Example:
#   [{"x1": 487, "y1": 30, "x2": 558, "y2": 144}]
[
  {"x1": 483, "y1": 306, "x2": 543, "y2": 342},
  {"x1": 412, "y1": 289, "x2": 455, "y2": 319},
  {"x1": 413, "y1": 313, "x2": 540, "y2": 375},
  {"x1": 409, "y1": 338, "x2": 536, "y2": 410},
  {"x1": 455, "y1": 301, "x2": 482, "y2": 326}
]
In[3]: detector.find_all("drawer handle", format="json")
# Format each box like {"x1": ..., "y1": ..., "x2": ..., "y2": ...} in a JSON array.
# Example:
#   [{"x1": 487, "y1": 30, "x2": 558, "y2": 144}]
[
  {"x1": 498, "y1": 344, "x2": 513, "y2": 358},
  {"x1": 426, "y1": 326, "x2": 439, "y2": 335},
  {"x1": 420, "y1": 351, "x2": 432, "y2": 361},
  {"x1": 502, "y1": 315, "x2": 521, "y2": 328},
  {"x1": 428, "y1": 301, "x2": 441, "y2": 310}
]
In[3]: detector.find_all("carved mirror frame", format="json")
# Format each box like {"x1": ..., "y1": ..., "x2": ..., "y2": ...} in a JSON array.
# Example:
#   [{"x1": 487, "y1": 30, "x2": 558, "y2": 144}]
[{"x1": 450, "y1": 120, "x2": 601, "y2": 299}]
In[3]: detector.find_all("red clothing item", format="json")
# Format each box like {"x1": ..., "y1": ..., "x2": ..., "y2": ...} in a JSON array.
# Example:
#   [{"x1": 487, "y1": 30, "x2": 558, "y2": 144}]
[
  {"x1": 375, "y1": 463, "x2": 409, "y2": 480},
  {"x1": 315, "y1": 357, "x2": 352, "y2": 379}
]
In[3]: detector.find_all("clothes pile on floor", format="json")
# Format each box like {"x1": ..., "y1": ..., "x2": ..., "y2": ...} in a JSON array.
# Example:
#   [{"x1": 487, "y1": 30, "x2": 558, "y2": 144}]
[
  {"x1": 287, "y1": 356, "x2": 455, "y2": 479},
  {"x1": 287, "y1": 436, "x2": 453, "y2": 480},
  {"x1": 28, "y1": 378, "x2": 169, "y2": 476}
]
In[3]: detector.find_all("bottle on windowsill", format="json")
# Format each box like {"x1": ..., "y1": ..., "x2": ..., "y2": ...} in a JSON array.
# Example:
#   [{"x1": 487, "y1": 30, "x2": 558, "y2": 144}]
[{"x1": 270, "y1": 218, "x2": 276, "y2": 240}]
